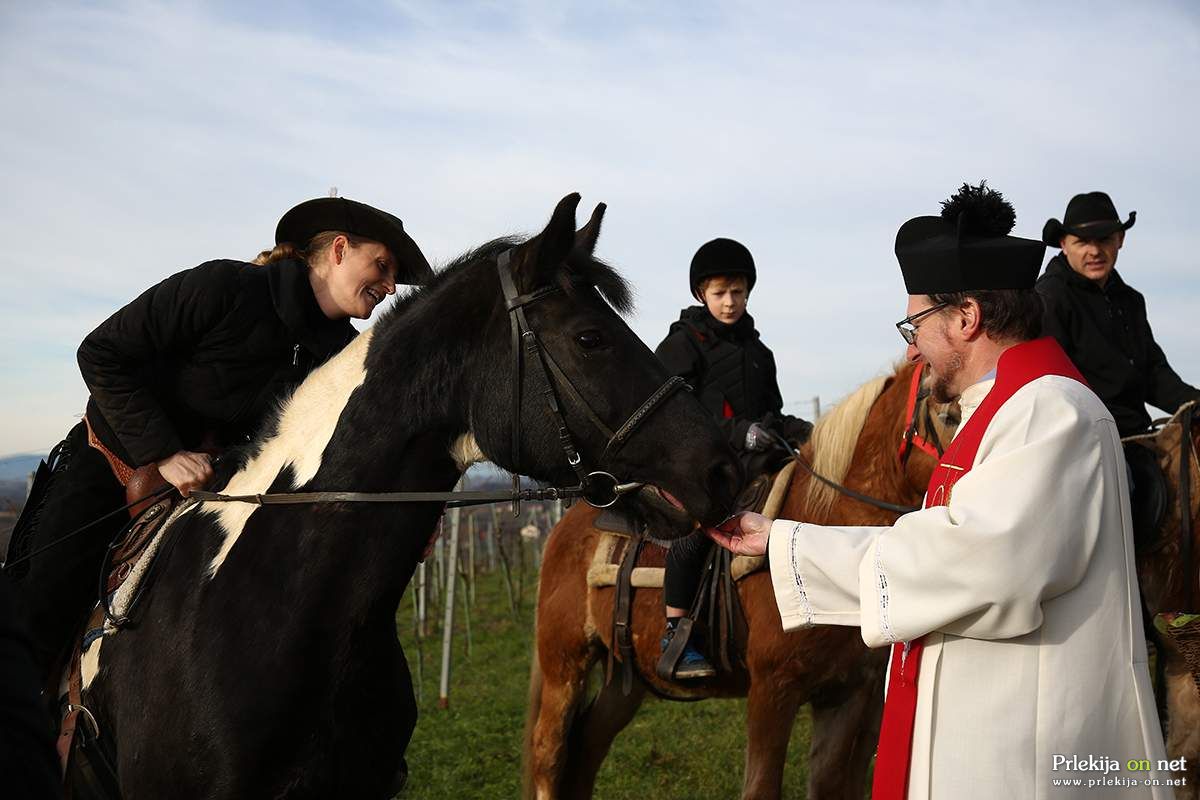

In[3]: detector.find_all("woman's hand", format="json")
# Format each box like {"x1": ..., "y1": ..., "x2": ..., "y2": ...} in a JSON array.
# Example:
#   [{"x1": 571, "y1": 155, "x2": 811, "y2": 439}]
[
  {"x1": 705, "y1": 511, "x2": 773, "y2": 557},
  {"x1": 156, "y1": 450, "x2": 213, "y2": 496}
]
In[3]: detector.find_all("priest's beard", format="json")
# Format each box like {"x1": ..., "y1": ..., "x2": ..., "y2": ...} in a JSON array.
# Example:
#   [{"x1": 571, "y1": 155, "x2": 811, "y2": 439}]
[{"x1": 931, "y1": 350, "x2": 965, "y2": 404}]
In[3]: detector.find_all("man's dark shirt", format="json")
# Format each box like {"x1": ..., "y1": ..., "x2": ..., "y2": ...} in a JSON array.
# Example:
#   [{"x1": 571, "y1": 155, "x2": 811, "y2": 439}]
[{"x1": 1037, "y1": 254, "x2": 1199, "y2": 436}]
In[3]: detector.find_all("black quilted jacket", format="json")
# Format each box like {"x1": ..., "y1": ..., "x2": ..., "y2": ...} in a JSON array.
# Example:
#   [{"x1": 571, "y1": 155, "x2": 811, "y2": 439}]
[
  {"x1": 1037, "y1": 254, "x2": 1198, "y2": 436},
  {"x1": 654, "y1": 306, "x2": 784, "y2": 449},
  {"x1": 78, "y1": 258, "x2": 356, "y2": 466}
]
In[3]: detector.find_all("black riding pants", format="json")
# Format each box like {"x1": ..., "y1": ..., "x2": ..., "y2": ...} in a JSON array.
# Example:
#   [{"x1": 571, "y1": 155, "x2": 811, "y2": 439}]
[
  {"x1": 7, "y1": 422, "x2": 127, "y2": 683},
  {"x1": 663, "y1": 531, "x2": 712, "y2": 611}
]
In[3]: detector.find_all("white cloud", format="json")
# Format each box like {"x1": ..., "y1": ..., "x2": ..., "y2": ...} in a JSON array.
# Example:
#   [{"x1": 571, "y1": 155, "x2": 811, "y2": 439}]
[{"x1": 1, "y1": 0, "x2": 1198, "y2": 453}]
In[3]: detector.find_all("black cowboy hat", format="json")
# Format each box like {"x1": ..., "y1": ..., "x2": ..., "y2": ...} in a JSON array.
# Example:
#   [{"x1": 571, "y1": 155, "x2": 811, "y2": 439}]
[
  {"x1": 689, "y1": 238, "x2": 756, "y2": 300},
  {"x1": 1042, "y1": 191, "x2": 1136, "y2": 248},
  {"x1": 896, "y1": 181, "x2": 1044, "y2": 294},
  {"x1": 276, "y1": 197, "x2": 434, "y2": 285}
]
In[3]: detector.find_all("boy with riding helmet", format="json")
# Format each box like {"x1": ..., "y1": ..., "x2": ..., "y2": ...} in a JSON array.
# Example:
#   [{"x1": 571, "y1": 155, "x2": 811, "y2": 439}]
[
  {"x1": 654, "y1": 237, "x2": 811, "y2": 679},
  {"x1": 6, "y1": 197, "x2": 433, "y2": 686}
]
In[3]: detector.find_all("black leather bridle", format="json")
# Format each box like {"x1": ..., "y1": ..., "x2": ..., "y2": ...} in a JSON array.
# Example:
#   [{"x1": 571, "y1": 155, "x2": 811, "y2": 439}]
[{"x1": 494, "y1": 249, "x2": 687, "y2": 511}]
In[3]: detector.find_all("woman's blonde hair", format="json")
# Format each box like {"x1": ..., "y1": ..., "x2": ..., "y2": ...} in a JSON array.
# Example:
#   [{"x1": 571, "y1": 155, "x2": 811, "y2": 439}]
[{"x1": 252, "y1": 231, "x2": 365, "y2": 266}]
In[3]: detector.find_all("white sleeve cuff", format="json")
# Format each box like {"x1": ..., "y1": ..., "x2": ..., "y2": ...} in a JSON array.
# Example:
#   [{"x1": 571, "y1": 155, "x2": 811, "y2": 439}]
[{"x1": 769, "y1": 519, "x2": 816, "y2": 631}]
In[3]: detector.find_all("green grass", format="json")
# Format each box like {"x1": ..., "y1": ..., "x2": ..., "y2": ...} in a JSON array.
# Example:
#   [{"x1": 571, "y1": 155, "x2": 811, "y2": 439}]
[{"x1": 395, "y1": 548, "x2": 813, "y2": 798}]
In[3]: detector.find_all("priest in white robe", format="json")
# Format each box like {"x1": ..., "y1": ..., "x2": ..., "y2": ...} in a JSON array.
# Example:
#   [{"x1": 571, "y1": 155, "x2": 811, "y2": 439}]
[{"x1": 709, "y1": 182, "x2": 1168, "y2": 799}]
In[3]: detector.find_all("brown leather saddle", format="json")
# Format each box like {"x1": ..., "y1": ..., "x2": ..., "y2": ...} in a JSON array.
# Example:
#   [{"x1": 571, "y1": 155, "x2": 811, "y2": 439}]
[
  {"x1": 603, "y1": 464, "x2": 793, "y2": 693},
  {"x1": 58, "y1": 466, "x2": 179, "y2": 795}
]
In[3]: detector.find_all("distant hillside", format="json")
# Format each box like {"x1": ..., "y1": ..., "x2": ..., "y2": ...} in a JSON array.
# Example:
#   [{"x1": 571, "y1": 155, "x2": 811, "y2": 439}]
[
  {"x1": 0, "y1": 453, "x2": 42, "y2": 482},
  {"x1": 464, "y1": 462, "x2": 527, "y2": 490},
  {"x1": 0, "y1": 481, "x2": 27, "y2": 514}
]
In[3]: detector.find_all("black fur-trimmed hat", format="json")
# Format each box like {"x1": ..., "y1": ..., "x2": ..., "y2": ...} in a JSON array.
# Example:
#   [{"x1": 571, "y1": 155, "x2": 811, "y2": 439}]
[
  {"x1": 895, "y1": 181, "x2": 1044, "y2": 295},
  {"x1": 276, "y1": 197, "x2": 433, "y2": 286},
  {"x1": 1042, "y1": 192, "x2": 1136, "y2": 247},
  {"x1": 689, "y1": 238, "x2": 756, "y2": 300}
]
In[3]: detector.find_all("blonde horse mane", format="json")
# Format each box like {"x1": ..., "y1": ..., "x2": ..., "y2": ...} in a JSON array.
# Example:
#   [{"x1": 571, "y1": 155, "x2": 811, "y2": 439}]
[{"x1": 803, "y1": 373, "x2": 892, "y2": 520}]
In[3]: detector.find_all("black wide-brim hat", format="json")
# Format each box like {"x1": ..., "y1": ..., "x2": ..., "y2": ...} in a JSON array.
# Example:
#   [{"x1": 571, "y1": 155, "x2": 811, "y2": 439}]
[
  {"x1": 1042, "y1": 191, "x2": 1135, "y2": 248},
  {"x1": 276, "y1": 197, "x2": 434, "y2": 286},
  {"x1": 896, "y1": 182, "x2": 1044, "y2": 295}
]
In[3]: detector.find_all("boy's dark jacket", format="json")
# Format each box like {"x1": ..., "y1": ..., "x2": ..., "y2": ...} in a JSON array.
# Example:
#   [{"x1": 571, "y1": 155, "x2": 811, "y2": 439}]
[{"x1": 654, "y1": 306, "x2": 788, "y2": 450}]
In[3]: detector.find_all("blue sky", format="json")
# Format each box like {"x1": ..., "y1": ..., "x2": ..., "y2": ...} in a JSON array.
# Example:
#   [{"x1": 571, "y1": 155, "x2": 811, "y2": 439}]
[{"x1": 1, "y1": 1, "x2": 1198, "y2": 455}]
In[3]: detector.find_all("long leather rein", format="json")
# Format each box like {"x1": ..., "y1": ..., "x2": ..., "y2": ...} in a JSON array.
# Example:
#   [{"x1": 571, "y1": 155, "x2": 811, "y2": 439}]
[{"x1": 772, "y1": 365, "x2": 943, "y2": 517}]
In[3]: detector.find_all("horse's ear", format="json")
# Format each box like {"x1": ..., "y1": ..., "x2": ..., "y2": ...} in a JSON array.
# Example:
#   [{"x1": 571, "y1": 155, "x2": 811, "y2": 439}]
[
  {"x1": 574, "y1": 202, "x2": 606, "y2": 256},
  {"x1": 511, "y1": 193, "x2": 581, "y2": 291}
]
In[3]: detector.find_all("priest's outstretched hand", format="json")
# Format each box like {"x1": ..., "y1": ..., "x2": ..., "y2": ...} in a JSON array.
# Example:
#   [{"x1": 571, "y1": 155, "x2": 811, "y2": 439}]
[{"x1": 705, "y1": 511, "x2": 773, "y2": 557}]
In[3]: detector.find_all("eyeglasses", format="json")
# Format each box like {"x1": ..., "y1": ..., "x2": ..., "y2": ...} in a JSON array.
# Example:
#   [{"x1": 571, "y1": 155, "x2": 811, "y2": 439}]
[{"x1": 895, "y1": 303, "x2": 949, "y2": 345}]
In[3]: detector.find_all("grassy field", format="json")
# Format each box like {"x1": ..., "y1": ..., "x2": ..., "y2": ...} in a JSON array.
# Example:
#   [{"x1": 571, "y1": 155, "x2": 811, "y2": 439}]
[{"x1": 395, "y1": 545, "x2": 814, "y2": 799}]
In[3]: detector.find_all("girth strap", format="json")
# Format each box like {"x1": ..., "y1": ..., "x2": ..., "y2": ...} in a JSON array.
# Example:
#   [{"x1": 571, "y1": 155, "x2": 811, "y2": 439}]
[{"x1": 610, "y1": 531, "x2": 644, "y2": 695}]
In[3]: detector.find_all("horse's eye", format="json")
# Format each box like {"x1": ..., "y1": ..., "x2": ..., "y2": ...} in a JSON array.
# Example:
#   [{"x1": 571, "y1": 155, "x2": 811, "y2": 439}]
[{"x1": 575, "y1": 331, "x2": 603, "y2": 350}]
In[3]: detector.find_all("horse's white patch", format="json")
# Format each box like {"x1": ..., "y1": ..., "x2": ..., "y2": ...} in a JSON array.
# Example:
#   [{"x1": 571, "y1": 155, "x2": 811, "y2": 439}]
[
  {"x1": 449, "y1": 432, "x2": 485, "y2": 470},
  {"x1": 81, "y1": 638, "x2": 103, "y2": 690},
  {"x1": 206, "y1": 330, "x2": 374, "y2": 578}
]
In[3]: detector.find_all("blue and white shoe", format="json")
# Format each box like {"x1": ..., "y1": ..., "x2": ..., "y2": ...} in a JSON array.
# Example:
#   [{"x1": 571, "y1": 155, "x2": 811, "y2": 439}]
[{"x1": 661, "y1": 624, "x2": 716, "y2": 680}]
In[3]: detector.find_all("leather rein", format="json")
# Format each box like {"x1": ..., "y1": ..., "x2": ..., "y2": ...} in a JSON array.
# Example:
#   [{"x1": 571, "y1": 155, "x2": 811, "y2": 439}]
[
  {"x1": 193, "y1": 250, "x2": 686, "y2": 514},
  {"x1": 779, "y1": 364, "x2": 943, "y2": 517}
]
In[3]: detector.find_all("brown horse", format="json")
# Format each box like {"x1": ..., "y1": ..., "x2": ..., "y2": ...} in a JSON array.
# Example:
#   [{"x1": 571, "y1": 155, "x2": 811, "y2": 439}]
[
  {"x1": 523, "y1": 360, "x2": 959, "y2": 799},
  {"x1": 1126, "y1": 402, "x2": 1200, "y2": 797}
]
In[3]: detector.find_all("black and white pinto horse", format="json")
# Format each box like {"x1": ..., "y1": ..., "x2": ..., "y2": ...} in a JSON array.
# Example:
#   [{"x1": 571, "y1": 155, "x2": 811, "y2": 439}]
[{"x1": 76, "y1": 195, "x2": 741, "y2": 798}]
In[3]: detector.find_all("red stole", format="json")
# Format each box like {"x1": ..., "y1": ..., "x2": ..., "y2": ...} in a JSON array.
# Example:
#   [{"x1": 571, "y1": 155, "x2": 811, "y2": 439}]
[{"x1": 871, "y1": 338, "x2": 1086, "y2": 800}]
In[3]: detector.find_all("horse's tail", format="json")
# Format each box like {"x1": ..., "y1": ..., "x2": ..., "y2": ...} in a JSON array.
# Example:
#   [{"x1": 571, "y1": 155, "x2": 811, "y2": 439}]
[{"x1": 520, "y1": 613, "x2": 545, "y2": 800}]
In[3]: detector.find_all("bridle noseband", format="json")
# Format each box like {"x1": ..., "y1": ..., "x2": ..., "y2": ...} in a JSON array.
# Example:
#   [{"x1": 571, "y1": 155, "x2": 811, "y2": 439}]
[
  {"x1": 898, "y1": 362, "x2": 945, "y2": 467},
  {"x1": 495, "y1": 249, "x2": 686, "y2": 511}
]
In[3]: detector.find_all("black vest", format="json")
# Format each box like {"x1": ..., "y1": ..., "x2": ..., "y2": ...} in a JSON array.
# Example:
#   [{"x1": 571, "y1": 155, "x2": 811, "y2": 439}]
[{"x1": 654, "y1": 307, "x2": 781, "y2": 423}]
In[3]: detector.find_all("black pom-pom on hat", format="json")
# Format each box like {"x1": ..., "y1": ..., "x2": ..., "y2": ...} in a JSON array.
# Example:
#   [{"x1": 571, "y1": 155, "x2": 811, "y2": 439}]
[
  {"x1": 940, "y1": 181, "x2": 1016, "y2": 238},
  {"x1": 894, "y1": 180, "x2": 1044, "y2": 295}
]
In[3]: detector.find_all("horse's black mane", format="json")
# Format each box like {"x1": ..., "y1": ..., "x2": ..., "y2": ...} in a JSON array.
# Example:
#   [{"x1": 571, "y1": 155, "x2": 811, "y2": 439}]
[
  {"x1": 213, "y1": 234, "x2": 634, "y2": 485},
  {"x1": 374, "y1": 235, "x2": 633, "y2": 332}
]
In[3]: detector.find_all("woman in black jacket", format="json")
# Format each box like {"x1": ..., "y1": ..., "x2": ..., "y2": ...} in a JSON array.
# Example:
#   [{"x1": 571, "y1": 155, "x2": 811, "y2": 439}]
[{"x1": 7, "y1": 197, "x2": 433, "y2": 683}]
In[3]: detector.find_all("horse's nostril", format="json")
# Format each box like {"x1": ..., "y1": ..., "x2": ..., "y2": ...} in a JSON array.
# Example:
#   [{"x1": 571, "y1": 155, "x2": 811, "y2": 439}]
[{"x1": 707, "y1": 457, "x2": 743, "y2": 512}]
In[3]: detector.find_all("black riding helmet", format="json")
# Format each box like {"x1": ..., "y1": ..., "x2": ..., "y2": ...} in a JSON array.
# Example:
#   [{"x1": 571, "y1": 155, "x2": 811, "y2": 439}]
[{"x1": 689, "y1": 238, "x2": 756, "y2": 301}]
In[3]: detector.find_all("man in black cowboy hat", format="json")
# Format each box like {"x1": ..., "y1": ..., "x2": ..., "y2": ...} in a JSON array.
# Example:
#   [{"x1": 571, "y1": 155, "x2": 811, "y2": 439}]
[{"x1": 1036, "y1": 191, "x2": 1198, "y2": 437}]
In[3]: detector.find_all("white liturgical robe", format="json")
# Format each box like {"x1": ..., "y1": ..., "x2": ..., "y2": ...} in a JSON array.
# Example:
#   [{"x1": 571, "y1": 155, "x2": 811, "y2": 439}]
[{"x1": 769, "y1": 373, "x2": 1169, "y2": 798}]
